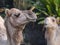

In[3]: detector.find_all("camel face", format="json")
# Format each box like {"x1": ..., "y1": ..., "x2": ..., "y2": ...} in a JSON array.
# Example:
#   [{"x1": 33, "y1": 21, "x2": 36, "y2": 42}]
[
  {"x1": 44, "y1": 17, "x2": 57, "y2": 28},
  {"x1": 5, "y1": 8, "x2": 37, "y2": 45},
  {"x1": 22, "y1": 10, "x2": 37, "y2": 22},
  {"x1": 5, "y1": 8, "x2": 37, "y2": 26}
]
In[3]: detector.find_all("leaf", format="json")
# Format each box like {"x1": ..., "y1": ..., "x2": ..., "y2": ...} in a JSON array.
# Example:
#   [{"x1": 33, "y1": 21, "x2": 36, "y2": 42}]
[
  {"x1": 54, "y1": 0, "x2": 59, "y2": 12},
  {"x1": 36, "y1": 13, "x2": 41, "y2": 16},
  {"x1": 58, "y1": 8, "x2": 60, "y2": 16},
  {"x1": 38, "y1": 17, "x2": 45, "y2": 20},
  {"x1": 39, "y1": 10, "x2": 48, "y2": 16},
  {"x1": 38, "y1": 20, "x2": 44, "y2": 24},
  {"x1": 46, "y1": 5, "x2": 51, "y2": 15}
]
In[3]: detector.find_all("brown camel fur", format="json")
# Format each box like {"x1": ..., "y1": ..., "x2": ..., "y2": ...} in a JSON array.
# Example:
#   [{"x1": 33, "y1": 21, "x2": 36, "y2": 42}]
[
  {"x1": 0, "y1": 16, "x2": 9, "y2": 45},
  {"x1": 5, "y1": 8, "x2": 37, "y2": 45},
  {"x1": 44, "y1": 17, "x2": 60, "y2": 45}
]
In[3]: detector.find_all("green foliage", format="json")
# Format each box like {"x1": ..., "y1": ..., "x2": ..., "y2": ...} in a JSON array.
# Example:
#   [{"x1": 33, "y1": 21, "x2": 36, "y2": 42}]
[
  {"x1": 27, "y1": 0, "x2": 60, "y2": 24},
  {"x1": 13, "y1": 0, "x2": 32, "y2": 10}
]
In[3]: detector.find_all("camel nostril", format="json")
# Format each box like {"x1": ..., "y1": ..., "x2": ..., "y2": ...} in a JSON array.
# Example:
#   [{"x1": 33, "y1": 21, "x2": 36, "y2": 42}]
[{"x1": 44, "y1": 23, "x2": 47, "y2": 25}]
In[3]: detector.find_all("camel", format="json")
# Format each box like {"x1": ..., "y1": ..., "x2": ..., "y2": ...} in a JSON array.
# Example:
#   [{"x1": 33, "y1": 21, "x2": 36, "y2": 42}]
[
  {"x1": 44, "y1": 17, "x2": 60, "y2": 45},
  {"x1": 0, "y1": 16, "x2": 9, "y2": 45},
  {"x1": 5, "y1": 8, "x2": 37, "y2": 45}
]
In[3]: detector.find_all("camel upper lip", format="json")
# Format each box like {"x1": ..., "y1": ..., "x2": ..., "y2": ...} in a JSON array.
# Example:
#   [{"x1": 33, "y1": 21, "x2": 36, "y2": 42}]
[{"x1": 44, "y1": 23, "x2": 48, "y2": 26}]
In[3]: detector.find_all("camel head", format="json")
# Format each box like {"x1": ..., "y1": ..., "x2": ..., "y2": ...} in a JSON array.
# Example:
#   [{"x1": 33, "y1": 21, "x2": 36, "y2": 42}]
[
  {"x1": 44, "y1": 17, "x2": 58, "y2": 29},
  {"x1": 5, "y1": 8, "x2": 37, "y2": 27}
]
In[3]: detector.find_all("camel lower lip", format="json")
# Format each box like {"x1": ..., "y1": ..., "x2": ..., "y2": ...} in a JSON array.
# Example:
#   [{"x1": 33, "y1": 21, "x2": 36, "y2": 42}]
[{"x1": 30, "y1": 19, "x2": 36, "y2": 22}]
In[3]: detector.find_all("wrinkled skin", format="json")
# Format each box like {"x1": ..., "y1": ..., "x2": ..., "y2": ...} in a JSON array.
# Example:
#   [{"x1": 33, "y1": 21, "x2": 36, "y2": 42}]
[
  {"x1": 5, "y1": 8, "x2": 37, "y2": 45},
  {"x1": 44, "y1": 17, "x2": 60, "y2": 45}
]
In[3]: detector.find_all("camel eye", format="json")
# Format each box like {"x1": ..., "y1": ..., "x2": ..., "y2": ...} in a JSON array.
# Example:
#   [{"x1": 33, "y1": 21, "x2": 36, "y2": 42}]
[
  {"x1": 14, "y1": 13, "x2": 20, "y2": 17},
  {"x1": 28, "y1": 13, "x2": 32, "y2": 15},
  {"x1": 52, "y1": 19, "x2": 55, "y2": 22}
]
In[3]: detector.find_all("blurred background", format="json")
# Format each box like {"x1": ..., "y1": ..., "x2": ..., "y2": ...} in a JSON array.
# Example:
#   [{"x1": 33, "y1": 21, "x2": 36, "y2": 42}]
[{"x1": 0, "y1": 0, "x2": 60, "y2": 45}]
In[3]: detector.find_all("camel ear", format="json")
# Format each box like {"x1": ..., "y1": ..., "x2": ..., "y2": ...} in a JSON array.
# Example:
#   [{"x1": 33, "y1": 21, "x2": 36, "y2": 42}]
[{"x1": 5, "y1": 9, "x2": 11, "y2": 17}]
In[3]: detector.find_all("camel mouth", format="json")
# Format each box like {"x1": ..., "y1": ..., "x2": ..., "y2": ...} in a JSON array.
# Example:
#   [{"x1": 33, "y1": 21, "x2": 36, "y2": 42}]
[
  {"x1": 44, "y1": 23, "x2": 48, "y2": 25},
  {"x1": 29, "y1": 19, "x2": 37, "y2": 22},
  {"x1": 44, "y1": 22, "x2": 55, "y2": 28},
  {"x1": 44, "y1": 23, "x2": 48, "y2": 27}
]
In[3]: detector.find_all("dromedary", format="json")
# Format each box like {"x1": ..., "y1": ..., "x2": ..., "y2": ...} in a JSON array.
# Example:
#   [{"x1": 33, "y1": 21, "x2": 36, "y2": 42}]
[
  {"x1": 5, "y1": 8, "x2": 37, "y2": 45},
  {"x1": 0, "y1": 16, "x2": 9, "y2": 45},
  {"x1": 44, "y1": 17, "x2": 60, "y2": 45}
]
